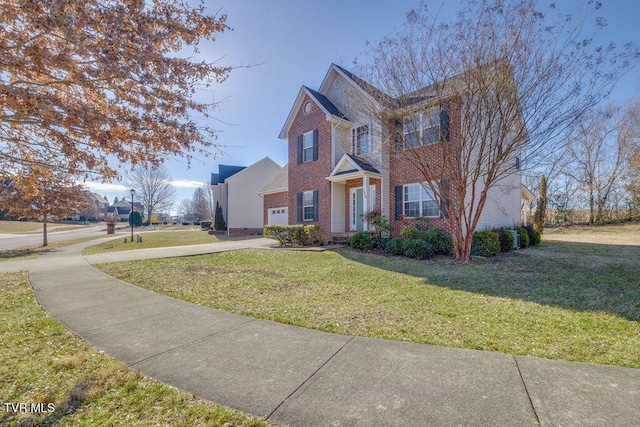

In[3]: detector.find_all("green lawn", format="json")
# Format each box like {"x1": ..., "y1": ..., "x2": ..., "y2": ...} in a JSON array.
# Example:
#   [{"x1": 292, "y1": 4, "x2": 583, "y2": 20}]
[
  {"x1": 82, "y1": 230, "x2": 224, "y2": 255},
  {"x1": 97, "y1": 223, "x2": 640, "y2": 369},
  {"x1": 0, "y1": 272, "x2": 270, "y2": 427}
]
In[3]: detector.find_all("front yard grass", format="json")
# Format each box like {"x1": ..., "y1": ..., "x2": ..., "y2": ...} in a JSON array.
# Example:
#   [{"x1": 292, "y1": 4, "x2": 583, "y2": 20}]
[
  {"x1": 97, "y1": 224, "x2": 640, "y2": 369},
  {"x1": 0, "y1": 272, "x2": 269, "y2": 426},
  {"x1": 82, "y1": 230, "x2": 224, "y2": 255}
]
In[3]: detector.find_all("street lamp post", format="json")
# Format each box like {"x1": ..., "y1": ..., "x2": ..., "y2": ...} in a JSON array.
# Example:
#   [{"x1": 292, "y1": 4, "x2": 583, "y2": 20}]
[{"x1": 130, "y1": 188, "x2": 135, "y2": 243}]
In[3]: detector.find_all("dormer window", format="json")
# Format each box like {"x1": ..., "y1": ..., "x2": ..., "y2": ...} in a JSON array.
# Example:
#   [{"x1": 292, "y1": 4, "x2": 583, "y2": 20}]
[{"x1": 352, "y1": 124, "x2": 373, "y2": 156}]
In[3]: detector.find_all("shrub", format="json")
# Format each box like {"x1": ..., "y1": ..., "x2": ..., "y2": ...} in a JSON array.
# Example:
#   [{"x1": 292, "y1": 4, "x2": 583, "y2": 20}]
[
  {"x1": 492, "y1": 228, "x2": 515, "y2": 253},
  {"x1": 531, "y1": 230, "x2": 541, "y2": 246},
  {"x1": 400, "y1": 226, "x2": 424, "y2": 240},
  {"x1": 423, "y1": 227, "x2": 453, "y2": 255},
  {"x1": 402, "y1": 239, "x2": 435, "y2": 259},
  {"x1": 349, "y1": 231, "x2": 374, "y2": 250},
  {"x1": 385, "y1": 237, "x2": 405, "y2": 255},
  {"x1": 471, "y1": 231, "x2": 500, "y2": 257},
  {"x1": 523, "y1": 224, "x2": 539, "y2": 246},
  {"x1": 263, "y1": 225, "x2": 323, "y2": 247},
  {"x1": 517, "y1": 227, "x2": 530, "y2": 248}
]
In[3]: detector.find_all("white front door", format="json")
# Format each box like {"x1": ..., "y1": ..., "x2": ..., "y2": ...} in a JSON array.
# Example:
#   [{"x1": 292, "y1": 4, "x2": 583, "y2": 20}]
[{"x1": 350, "y1": 186, "x2": 375, "y2": 231}]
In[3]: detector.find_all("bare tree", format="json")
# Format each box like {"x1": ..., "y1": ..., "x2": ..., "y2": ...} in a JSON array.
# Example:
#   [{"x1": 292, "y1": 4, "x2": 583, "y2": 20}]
[
  {"x1": 126, "y1": 164, "x2": 176, "y2": 222},
  {"x1": 177, "y1": 198, "x2": 193, "y2": 221},
  {"x1": 191, "y1": 186, "x2": 213, "y2": 221},
  {"x1": 351, "y1": 0, "x2": 637, "y2": 260},
  {"x1": 565, "y1": 103, "x2": 635, "y2": 223}
]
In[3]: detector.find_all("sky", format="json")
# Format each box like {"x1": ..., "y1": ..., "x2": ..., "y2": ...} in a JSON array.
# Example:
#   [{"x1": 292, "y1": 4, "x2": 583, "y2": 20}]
[{"x1": 85, "y1": 0, "x2": 640, "y2": 213}]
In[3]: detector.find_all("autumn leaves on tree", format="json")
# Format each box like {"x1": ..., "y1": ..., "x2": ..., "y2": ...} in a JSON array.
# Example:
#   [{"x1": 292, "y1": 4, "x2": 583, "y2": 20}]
[{"x1": 0, "y1": 0, "x2": 231, "y2": 237}]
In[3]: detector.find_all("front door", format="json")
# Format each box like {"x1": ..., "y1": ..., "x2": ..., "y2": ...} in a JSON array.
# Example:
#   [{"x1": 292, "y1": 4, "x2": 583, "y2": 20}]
[{"x1": 350, "y1": 186, "x2": 375, "y2": 231}]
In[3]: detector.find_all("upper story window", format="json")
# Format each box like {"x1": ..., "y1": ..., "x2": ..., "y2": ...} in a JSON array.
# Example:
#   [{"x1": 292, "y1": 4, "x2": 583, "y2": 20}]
[
  {"x1": 352, "y1": 124, "x2": 373, "y2": 156},
  {"x1": 403, "y1": 107, "x2": 440, "y2": 148},
  {"x1": 303, "y1": 131, "x2": 314, "y2": 162},
  {"x1": 403, "y1": 183, "x2": 439, "y2": 218},
  {"x1": 297, "y1": 129, "x2": 319, "y2": 164}
]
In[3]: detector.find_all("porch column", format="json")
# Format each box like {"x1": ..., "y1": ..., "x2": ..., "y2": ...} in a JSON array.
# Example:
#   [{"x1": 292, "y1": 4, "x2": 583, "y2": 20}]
[{"x1": 363, "y1": 174, "x2": 370, "y2": 231}]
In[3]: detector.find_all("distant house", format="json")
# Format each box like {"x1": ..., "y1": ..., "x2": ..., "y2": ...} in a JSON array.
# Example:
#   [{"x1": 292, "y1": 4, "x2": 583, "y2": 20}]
[
  {"x1": 80, "y1": 191, "x2": 108, "y2": 220},
  {"x1": 108, "y1": 200, "x2": 143, "y2": 222},
  {"x1": 211, "y1": 157, "x2": 282, "y2": 234}
]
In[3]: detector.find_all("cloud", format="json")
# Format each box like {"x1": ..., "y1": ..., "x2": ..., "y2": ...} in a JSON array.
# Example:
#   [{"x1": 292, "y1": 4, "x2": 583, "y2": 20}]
[
  {"x1": 169, "y1": 179, "x2": 205, "y2": 188},
  {"x1": 83, "y1": 182, "x2": 128, "y2": 192}
]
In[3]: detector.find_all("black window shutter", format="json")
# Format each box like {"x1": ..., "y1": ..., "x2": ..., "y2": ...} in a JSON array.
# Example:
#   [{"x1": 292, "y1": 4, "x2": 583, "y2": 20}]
[
  {"x1": 312, "y1": 190, "x2": 319, "y2": 221},
  {"x1": 439, "y1": 180, "x2": 449, "y2": 218},
  {"x1": 296, "y1": 192, "x2": 303, "y2": 222},
  {"x1": 351, "y1": 128, "x2": 356, "y2": 154},
  {"x1": 440, "y1": 104, "x2": 450, "y2": 142},
  {"x1": 394, "y1": 119, "x2": 403, "y2": 151},
  {"x1": 312, "y1": 129, "x2": 319, "y2": 161},
  {"x1": 394, "y1": 185, "x2": 403, "y2": 220},
  {"x1": 297, "y1": 135, "x2": 303, "y2": 164}
]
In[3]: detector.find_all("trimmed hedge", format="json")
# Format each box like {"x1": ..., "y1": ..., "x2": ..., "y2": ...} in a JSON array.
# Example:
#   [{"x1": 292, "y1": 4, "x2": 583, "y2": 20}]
[
  {"x1": 264, "y1": 225, "x2": 324, "y2": 247},
  {"x1": 349, "y1": 231, "x2": 374, "y2": 250},
  {"x1": 492, "y1": 228, "x2": 515, "y2": 253},
  {"x1": 385, "y1": 237, "x2": 405, "y2": 255},
  {"x1": 423, "y1": 227, "x2": 453, "y2": 255},
  {"x1": 471, "y1": 231, "x2": 500, "y2": 257},
  {"x1": 516, "y1": 227, "x2": 530, "y2": 248},
  {"x1": 402, "y1": 239, "x2": 435, "y2": 259}
]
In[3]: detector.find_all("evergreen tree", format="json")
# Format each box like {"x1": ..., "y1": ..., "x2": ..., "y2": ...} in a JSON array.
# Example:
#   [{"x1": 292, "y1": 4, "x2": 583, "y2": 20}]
[
  {"x1": 214, "y1": 201, "x2": 226, "y2": 230},
  {"x1": 534, "y1": 176, "x2": 547, "y2": 234}
]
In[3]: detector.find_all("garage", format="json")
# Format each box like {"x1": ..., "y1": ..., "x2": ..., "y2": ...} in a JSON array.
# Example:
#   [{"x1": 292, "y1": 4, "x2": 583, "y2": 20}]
[{"x1": 268, "y1": 207, "x2": 288, "y2": 225}]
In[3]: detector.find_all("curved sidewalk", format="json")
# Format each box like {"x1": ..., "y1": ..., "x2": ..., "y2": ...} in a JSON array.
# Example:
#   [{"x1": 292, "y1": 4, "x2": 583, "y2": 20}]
[{"x1": 5, "y1": 238, "x2": 639, "y2": 426}]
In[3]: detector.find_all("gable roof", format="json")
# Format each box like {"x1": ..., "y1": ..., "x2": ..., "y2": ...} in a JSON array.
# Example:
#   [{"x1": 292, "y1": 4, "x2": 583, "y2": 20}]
[
  {"x1": 224, "y1": 157, "x2": 281, "y2": 183},
  {"x1": 304, "y1": 87, "x2": 348, "y2": 120},
  {"x1": 278, "y1": 86, "x2": 350, "y2": 140},
  {"x1": 210, "y1": 165, "x2": 246, "y2": 185},
  {"x1": 258, "y1": 163, "x2": 288, "y2": 196},
  {"x1": 327, "y1": 153, "x2": 382, "y2": 182}
]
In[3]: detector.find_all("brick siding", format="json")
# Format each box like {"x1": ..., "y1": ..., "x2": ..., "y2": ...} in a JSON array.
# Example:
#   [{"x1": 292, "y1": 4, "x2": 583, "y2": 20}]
[{"x1": 287, "y1": 94, "x2": 333, "y2": 242}]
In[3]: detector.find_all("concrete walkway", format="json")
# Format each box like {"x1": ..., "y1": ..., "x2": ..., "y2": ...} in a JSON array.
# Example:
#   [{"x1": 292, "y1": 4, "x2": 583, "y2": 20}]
[{"x1": 3, "y1": 238, "x2": 639, "y2": 426}]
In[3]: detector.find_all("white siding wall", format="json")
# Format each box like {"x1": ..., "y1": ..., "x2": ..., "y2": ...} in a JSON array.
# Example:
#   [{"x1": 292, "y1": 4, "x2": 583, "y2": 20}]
[
  {"x1": 227, "y1": 158, "x2": 282, "y2": 230},
  {"x1": 474, "y1": 171, "x2": 522, "y2": 230}
]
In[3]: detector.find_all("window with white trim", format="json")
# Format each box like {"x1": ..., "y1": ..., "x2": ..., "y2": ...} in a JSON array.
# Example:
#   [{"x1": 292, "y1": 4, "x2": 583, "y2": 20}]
[
  {"x1": 303, "y1": 131, "x2": 314, "y2": 162},
  {"x1": 352, "y1": 124, "x2": 373, "y2": 155},
  {"x1": 403, "y1": 183, "x2": 439, "y2": 218},
  {"x1": 303, "y1": 190, "x2": 314, "y2": 221},
  {"x1": 403, "y1": 107, "x2": 440, "y2": 148}
]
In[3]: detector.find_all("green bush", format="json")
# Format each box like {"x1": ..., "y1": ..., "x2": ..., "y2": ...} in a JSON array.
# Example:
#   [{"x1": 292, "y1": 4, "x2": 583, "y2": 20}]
[
  {"x1": 402, "y1": 239, "x2": 435, "y2": 260},
  {"x1": 263, "y1": 225, "x2": 323, "y2": 247},
  {"x1": 471, "y1": 231, "x2": 500, "y2": 257},
  {"x1": 128, "y1": 211, "x2": 143, "y2": 227},
  {"x1": 523, "y1": 224, "x2": 540, "y2": 246},
  {"x1": 349, "y1": 231, "x2": 374, "y2": 250},
  {"x1": 385, "y1": 237, "x2": 405, "y2": 255},
  {"x1": 531, "y1": 230, "x2": 541, "y2": 246},
  {"x1": 400, "y1": 226, "x2": 424, "y2": 240},
  {"x1": 423, "y1": 227, "x2": 453, "y2": 255},
  {"x1": 517, "y1": 227, "x2": 530, "y2": 248},
  {"x1": 492, "y1": 228, "x2": 515, "y2": 253}
]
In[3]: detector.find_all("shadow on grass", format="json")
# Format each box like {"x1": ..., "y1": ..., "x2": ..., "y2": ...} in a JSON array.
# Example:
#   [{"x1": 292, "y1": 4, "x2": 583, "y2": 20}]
[
  {"x1": 0, "y1": 247, "x2": 52, "y2": 260},
  {"x1": 335, "y1": 241, "x2": 640, "y2": 322}
]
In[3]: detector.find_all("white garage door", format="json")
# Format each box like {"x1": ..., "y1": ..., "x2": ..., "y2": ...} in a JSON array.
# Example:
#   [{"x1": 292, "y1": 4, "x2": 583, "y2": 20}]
[{"x1": 268, "y1": 207, "x2": 288, "y2": 225}]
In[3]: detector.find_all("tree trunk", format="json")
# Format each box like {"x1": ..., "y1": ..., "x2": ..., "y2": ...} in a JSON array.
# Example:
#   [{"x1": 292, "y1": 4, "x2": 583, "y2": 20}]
[{"x1": 42, "y1": 220, "x2": 48, "y2": 247}]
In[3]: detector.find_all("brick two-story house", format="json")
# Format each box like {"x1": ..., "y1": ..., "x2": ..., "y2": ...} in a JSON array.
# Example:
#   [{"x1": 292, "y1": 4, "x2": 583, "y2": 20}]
[{"x1": 270, "y1": 63, "x2": 526, "y2": 243}]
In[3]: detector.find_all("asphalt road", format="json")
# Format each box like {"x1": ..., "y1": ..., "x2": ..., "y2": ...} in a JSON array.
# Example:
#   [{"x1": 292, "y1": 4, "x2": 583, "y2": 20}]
[{"x1": 0, "y1": 224, "x2": 122, "y2": 251}]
